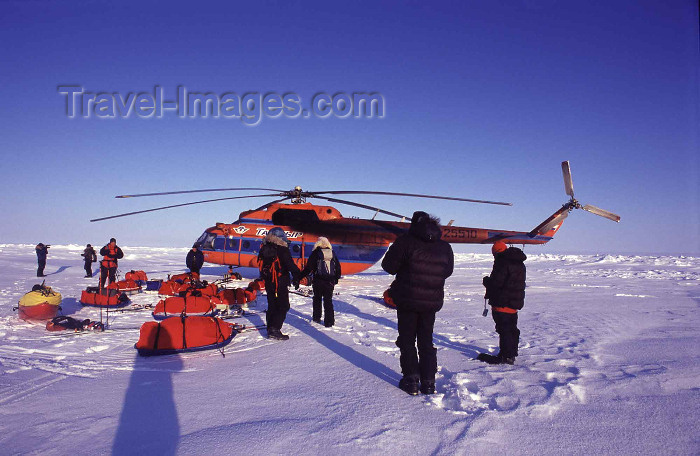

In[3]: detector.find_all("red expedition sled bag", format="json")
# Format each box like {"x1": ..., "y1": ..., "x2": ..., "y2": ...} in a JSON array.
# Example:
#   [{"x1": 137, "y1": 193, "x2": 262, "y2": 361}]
[
  {"x1": 125, "y1": 270, "x2": 148, "y2": 282},
  {"x1": 152, "y1": 296, "x2": 215, "y2": 320},
  {"x1": 80, "y1": 288, "x2": 130, "y2": 308},
  {"x1": 135, "y1": 315, "x2": 235, "y2": 356}
]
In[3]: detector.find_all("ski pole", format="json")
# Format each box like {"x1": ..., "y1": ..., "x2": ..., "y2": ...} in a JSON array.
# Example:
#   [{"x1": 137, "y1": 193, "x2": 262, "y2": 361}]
[{"x1": 482, "y1": 298, "x2": 489, "y2": 317}]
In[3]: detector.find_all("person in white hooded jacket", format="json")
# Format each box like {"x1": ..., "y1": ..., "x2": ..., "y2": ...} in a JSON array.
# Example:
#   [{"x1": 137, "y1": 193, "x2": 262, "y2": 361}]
[{"x1": 299, "y1": 237, "x2": 341, "y2": 327}]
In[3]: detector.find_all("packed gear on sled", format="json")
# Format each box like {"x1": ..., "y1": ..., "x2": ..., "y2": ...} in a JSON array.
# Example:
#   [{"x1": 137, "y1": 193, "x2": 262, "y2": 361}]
[
  {"x1": 15, "y1": 283, "x2": 62, "y2": 320},
  {"x1": 46, "y1": 316, "x2": 104, "y2": 332},
  {"x1": 177, "y1": 281, "x2": 218, "y2": 298},
  {"x1": 158, "y1": 272, "x2": 204, "y2": 296},
  {"x1": 170, "y1": 271, "x2": 200, "y2": 283},
  {"x1": 158, "y1": 280, "x2": 180, "y2": 296},
  {"x1": 124, "y1": 270, "x2": 148, "y2": 284},
  {"x1": 107, "y1": 279, "x2": 142, "y2": 295},
  {"x1": 80, "y1": 286, "x2": 130, "y2": 308},
  {"x1": 152, "y1": 296, "x2": 216, "y2": 320},
  {"x1": 135, "y1": 315, "x2": 235, "y2": 356}
]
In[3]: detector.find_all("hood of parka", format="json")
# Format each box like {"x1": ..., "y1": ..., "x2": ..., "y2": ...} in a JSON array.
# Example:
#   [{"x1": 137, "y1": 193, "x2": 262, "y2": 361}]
[
  {"x1": 409, "y1": 211, "x2": 443, "y2": 242},
  {"x1": 264, "y1": 232, "x2": 289, "y2": 247},
  {"x1": 498, "y1": 246, "x2": 527, "y2": 263}
]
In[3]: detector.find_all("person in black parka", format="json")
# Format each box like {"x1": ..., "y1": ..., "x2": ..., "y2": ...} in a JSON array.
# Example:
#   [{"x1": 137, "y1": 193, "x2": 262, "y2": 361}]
[
  {"x1": 81, "y1": 244, "x2": 97, "y2": 277},
  {"x1": 481, "y1": 241, "x2": 526, "y2": 365},
  {"x1": 299, "y1": 237, "x2": 341, "y2": 327},
  {"x1": 382, "y1": 211, "x2": 454, "y2": 395},
  {"x1": 257, "y1": 227, "x2": 301, "y2": 340},
  {"x1": 36, "y1": 243, "x2": 49, "y2": 277},
  {"x1": 186, "y1": 244, "x2": 204, "y2": 275}
]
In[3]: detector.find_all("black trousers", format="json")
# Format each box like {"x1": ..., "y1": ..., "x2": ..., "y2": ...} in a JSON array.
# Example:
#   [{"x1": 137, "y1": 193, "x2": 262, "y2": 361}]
[
  {"x1": 84, "y1": 261, "x2": 93, "y2": 277},
  {"x1": 492, "y1": 310, "x2": 519, "y2": 358},
  {"x1": 37, "y1": 259, "x2": 46, "y2": 277},
  {"x1": 396, "y1": 309, "x2": 437, "y2": 382},
  {"x1": 312, "y1": 280, "x2": 335, "y2": 325},
  {"x1": 99, "y1": 266, "x2": 117, "y2": 289},
  {"x1": 265, "y1": 280, "x2": 290, "y2": 331}
]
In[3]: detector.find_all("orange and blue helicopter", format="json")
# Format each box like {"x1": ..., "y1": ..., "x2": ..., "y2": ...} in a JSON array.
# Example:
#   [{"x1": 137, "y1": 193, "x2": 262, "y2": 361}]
[{"x1": 92, "y1": 162, "x2": 619, "y2": 275}]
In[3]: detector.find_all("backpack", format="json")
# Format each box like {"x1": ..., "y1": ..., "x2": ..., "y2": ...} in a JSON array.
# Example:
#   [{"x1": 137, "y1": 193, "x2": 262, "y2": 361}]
[
  {"x1": 257, "y1": 243, "x2": 281, "y2": 281},
  {"x1": 315, "y1": 249, "x2": 337, "y2": 280}
]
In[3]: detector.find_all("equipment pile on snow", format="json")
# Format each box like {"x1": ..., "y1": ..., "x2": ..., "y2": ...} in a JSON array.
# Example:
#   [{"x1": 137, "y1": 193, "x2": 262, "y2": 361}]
[
  {"x1": 80, "y1": 286, "x2": 130, "y2": 308},
  {"x1": 16, "y1": 283, "x2": 62, "y2": 320},
  {"x1": 135, "y1": 315, "x2": 235, "y2": 356}
]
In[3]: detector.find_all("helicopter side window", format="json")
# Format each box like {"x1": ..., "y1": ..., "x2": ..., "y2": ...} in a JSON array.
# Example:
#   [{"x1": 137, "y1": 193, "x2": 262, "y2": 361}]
[
  {"x1": 242, "y1": 240, "x2": 251, "y2": 251},
  {"x1": 213, "y1": 237, "x2": 225, "y2": 251},
  {"x1": 226, "y1": 238, "x2": 240, "y2": 250},
  {"x1": 291, "y1": 243, "x2": 301, "y2": 253}
]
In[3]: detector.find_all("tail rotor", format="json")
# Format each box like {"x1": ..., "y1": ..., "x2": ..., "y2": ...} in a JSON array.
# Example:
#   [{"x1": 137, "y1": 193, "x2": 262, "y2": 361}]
[
  {"x1": 529, "y1": 161, "x2": 619, "y2": 238},
  {"x1": 560, "y1": 161, "x2": 620, "y2": 223}
]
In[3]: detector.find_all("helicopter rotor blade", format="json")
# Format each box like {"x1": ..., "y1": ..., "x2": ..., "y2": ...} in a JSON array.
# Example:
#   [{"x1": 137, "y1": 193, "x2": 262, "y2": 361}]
[
  {"x1": 115, "y1": 187, "x2": 287, "y2": 199},
  {"x1": 582, "y1": 204, "x2": 621, "y2": 222},
  {"x1": 90, "y1": 194, "x2": 283, "y2": 222},
  {"x1": 311, "y1": 195, "x2": 410, "y2": 220},
  {"x1": 307, "y1": 190, "x2": 512, "y2": 206},
  {"x1": 250, "y1": 197, "x2": 291, "y2": 212},
  {"x1": 562, "y1": 161, "x2": 575, "y2": 198}
]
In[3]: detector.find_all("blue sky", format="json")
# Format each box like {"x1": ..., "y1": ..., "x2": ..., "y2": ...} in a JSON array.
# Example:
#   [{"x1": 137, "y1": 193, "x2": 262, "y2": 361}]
[{"x1": 0, "y1": 1, "x2": 697, "y2": 255}]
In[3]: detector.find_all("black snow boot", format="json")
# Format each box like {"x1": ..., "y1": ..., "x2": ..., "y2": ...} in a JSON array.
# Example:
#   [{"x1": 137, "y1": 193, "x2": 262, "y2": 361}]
[
  {"x1": 267, "y1": 328, "x2": 289, "y2": 341},
  {"x1": 420, "y1": 380, "x2": 436, "y2": 395},
  {"x1": 399, "y1": 376, "x2": 420, "y2": 396}
]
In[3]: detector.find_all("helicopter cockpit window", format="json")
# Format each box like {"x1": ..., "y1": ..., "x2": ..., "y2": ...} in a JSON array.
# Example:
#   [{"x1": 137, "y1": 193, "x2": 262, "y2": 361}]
[{"x1": 196, "y1": 232, "x2": 217, "y2": 250}]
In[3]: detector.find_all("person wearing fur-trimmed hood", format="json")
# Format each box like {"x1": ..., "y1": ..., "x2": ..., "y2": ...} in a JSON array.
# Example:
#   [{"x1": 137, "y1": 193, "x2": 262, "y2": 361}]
[
  {"x1": 299, "y1": 237, "x2": 341, "y2": 327},
  {"x1": 257, "y1": 227, "x2": 301, "y2": 340},
  {"x1": 381, "y1": 211, "x2": 454, "y2": 396}
]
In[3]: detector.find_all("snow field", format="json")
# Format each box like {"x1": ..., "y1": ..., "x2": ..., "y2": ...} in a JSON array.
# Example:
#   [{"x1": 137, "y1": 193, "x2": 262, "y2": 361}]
[{"x1": 0, "y1": 245, "x2": 698, "y2": 455}]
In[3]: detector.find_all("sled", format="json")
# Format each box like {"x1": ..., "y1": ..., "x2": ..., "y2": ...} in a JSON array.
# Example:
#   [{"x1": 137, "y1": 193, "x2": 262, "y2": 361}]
[
  {"x1": 152, "y1": 296, "x2": 216, "y2": 320},
  {"x1": 80, "y1": 287, "x2": 130, "y2": 308},
  {"x1": 135, "y1": 315, "x2": 235, "y2": 356},
  {"x1": 16, "y1": 285, "x2": 62, "y2": 320},
  {"x1": 107, "y1": 279, "x2": 142, "y2": 295}
]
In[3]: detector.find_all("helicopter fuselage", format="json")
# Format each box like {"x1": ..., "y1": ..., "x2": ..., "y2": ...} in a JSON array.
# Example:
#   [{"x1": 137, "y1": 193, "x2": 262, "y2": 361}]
[{"x1": 195, "y1": 202, "x2": 557, "y2": 275}]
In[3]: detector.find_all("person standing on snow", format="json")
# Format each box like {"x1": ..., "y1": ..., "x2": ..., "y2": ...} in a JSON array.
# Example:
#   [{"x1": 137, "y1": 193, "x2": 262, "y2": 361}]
[
  {"x1": 257, "y1": 227, "x2": 301, "y2": 340},
  {"x1": 479, "y1": 241, "x2": 526, "y2": 365},
  {"x1": 99, "y1": 238, "x2": 124, "y2": 289},
  {"x1": 186, "y1": 244, "x2": 204, "y2": 276},
  {"x1": 35, "y1": 243, "x2": 49, "y2": 277},
  {"x1": 381, "y1": 211, "x2": 454, "y2": 395},
  {"x1": 81, "y1": 244, "x2": 97, "y2": 277},
  {"x1": 299, "y1": 237, "x2": 341, "y2": 327}
]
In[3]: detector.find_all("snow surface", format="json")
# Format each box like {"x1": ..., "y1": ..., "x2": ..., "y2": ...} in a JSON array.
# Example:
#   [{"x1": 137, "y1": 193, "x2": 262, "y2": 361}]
[{"x1": 0, "y1": 244, "x2": 698, "y2": 455}]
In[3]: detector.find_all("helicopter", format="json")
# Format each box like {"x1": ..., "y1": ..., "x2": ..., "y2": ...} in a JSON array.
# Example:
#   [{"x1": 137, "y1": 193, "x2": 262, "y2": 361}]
[{"x1": 91, "y1": 161, "x2": 619, "y2": 275}]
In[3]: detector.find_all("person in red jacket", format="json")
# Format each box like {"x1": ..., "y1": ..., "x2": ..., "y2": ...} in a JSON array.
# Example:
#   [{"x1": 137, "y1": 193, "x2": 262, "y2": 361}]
[
  {"x1": 99, "y1": 238, "x2": 124, "y2": 289},
  {"x1": 381, "y1": 211, "x2": 454, "y2": 395},
  {"x1": 479, "y1": 241, "x2": 527, "y2": 365}
]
